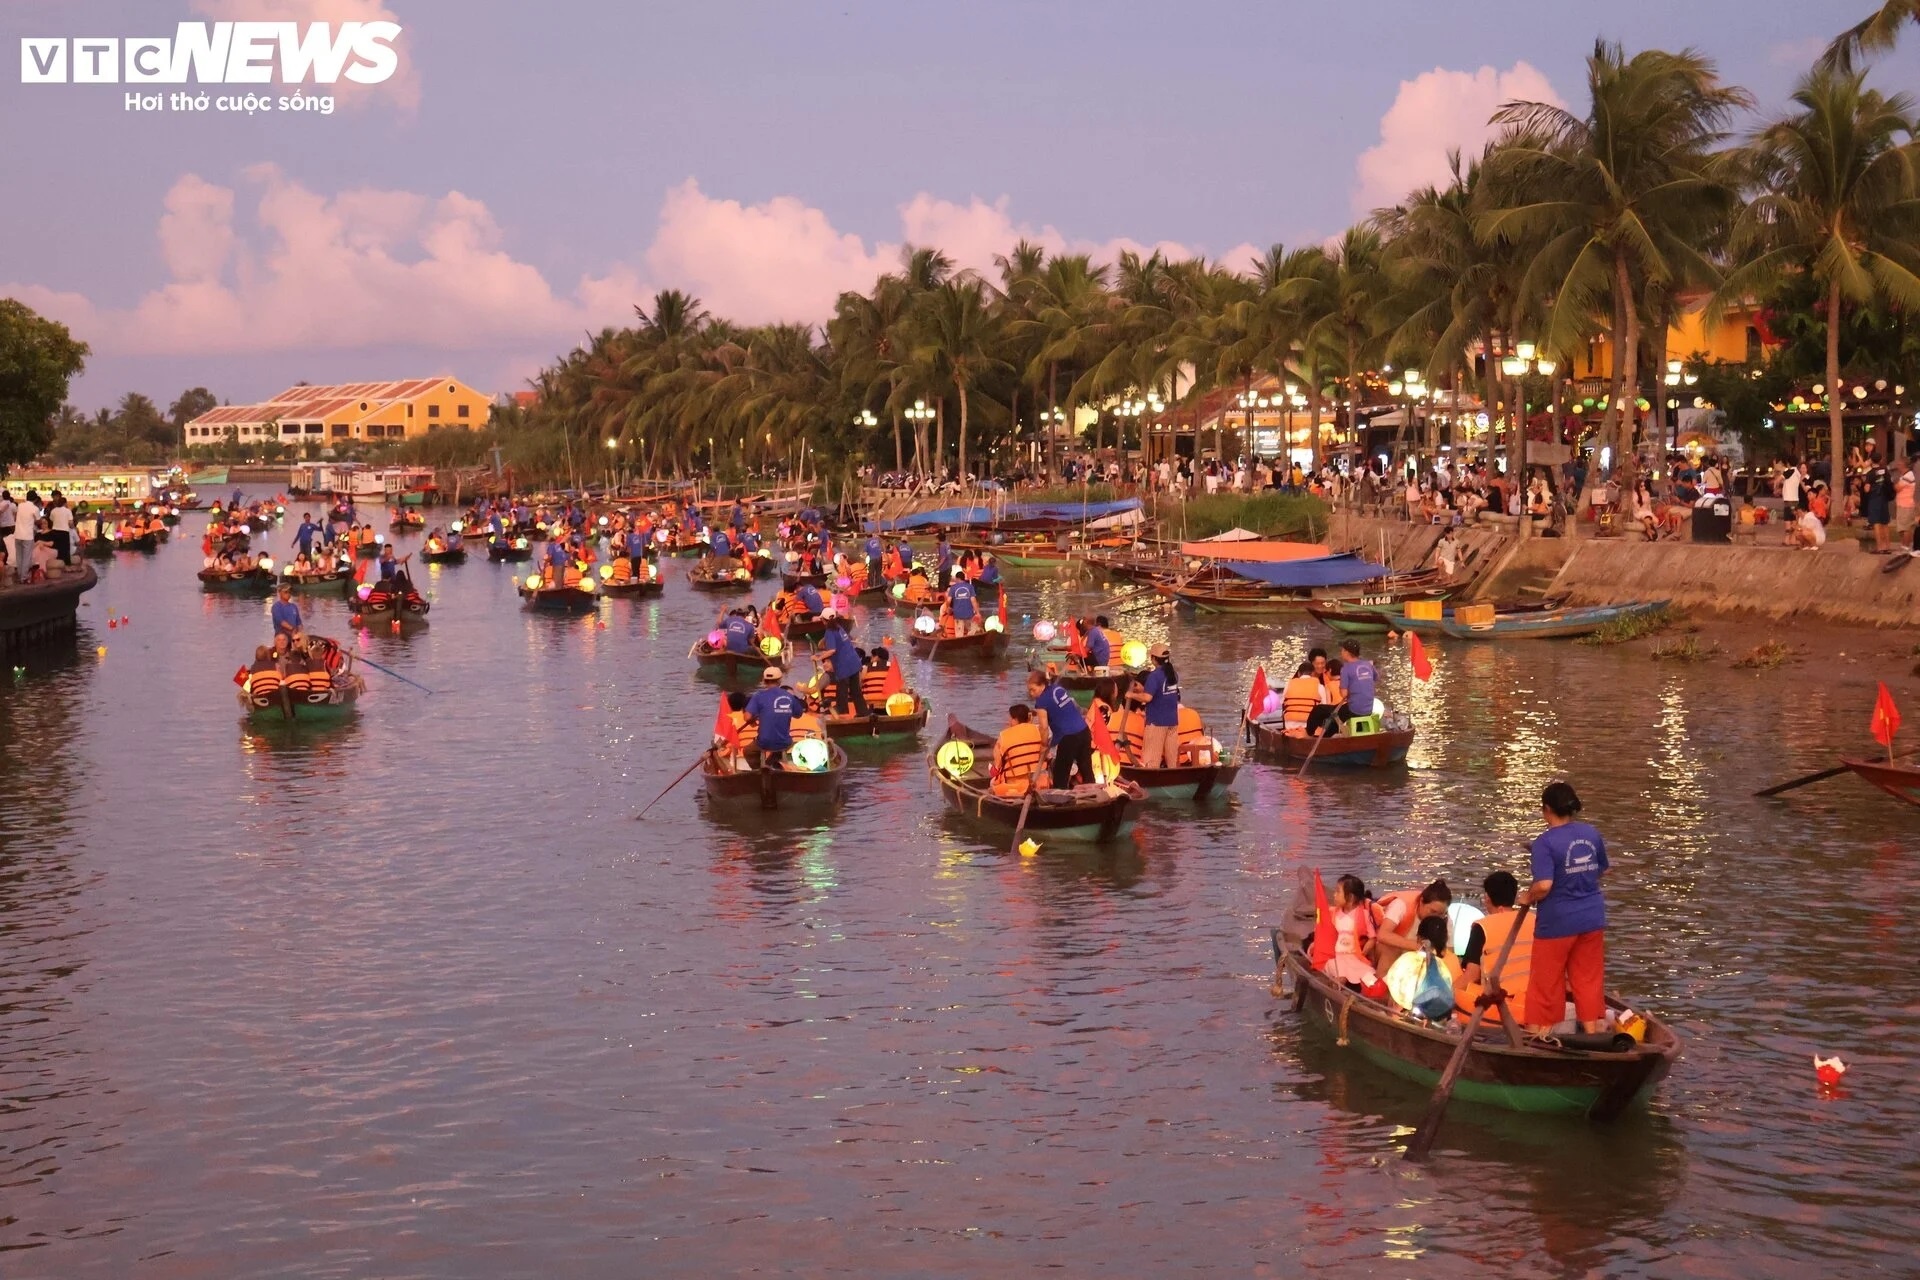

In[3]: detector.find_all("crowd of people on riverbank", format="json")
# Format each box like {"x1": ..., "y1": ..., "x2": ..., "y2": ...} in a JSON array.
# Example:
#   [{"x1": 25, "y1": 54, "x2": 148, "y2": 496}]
[{"x1": 0, "y1": 487, "x2": 80, "y2": 585}]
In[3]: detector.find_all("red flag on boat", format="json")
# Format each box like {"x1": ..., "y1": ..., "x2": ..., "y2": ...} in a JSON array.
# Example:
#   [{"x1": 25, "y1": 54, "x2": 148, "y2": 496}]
[
  {"x1": 762, "y1": 602, "x2": 782, "y2": 639},
  {"x1": 997, "y1": 588, "x2": 1007, "y2": 628},
  {"x1": 1246, "y1": 665, "x2": 1269, "y2": 720},
  {"x1": 713, "y1": 694, "x2": 741, "y2": 750},
  {"x1": 880, "y1": 657, "x2": 904, "y2": 698},
  {"x1": 232, "y1": 665, "x2": 249, "y2": 687},
  {"x1": 1871, "y1": 681, "x2": 1901, "y2": 749},
  {"x1": 1309, "y1": 870, "x2": 1337, "y2": 972},
  {"x1": 1066, "y1": 619, "x2": 1086, "y2": 660},
  {"x1": 1408, "y1": 632, "x2": 1434, "y2": 681}
]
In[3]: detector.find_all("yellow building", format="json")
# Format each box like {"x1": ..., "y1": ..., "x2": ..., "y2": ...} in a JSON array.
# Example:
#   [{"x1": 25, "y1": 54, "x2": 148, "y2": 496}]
[
  {"x1": 183, "y1": 377, "x2": 494, "y2": 449},
  {"x1": 1568, "y1": 298, "x2": 1773, "y2": 384}
]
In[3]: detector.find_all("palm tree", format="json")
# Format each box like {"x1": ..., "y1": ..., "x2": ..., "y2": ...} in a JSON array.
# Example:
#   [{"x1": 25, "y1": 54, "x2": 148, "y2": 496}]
[
  {"x1": 1480, "y1": 41, "x2": 1751, "y2": 489},
  {"x1": 1298, "y1": 227, "x2": 1388, "y2": 468},
  {"x1": 1825, "y1": 1, "x2": 1920, "y2": 69},
  {"x1": 1027, "y1": 254, "x2": 1115, "y2": 475},
  {"x1": 912, "y1": 278, "x2": 1009, "y2": 485},
  {"x1": 1721, "y1": 67, "x2": 1920, "y2": 502}
]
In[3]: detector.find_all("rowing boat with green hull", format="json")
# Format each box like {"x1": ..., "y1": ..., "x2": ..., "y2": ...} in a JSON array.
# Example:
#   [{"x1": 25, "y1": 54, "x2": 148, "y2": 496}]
[{"x1": 1274, "y1": 872, "x2": 1679, "y2": 1118}]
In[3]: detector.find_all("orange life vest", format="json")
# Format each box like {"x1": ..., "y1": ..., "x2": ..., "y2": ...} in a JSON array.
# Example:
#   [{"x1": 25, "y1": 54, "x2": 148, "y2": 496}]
[
  {"x1": 859, "y1": 669, "x2": 892, "y2": 704},
  {"x1": 992, "y1": 723, "x2": 1047, "y2": 795},
  {"x1": 1106, "y1": 709, "x2": 1147, "y2": 761},
  {"x1": 1175, "y1": 705, "x2": 1207, "y2": 761},
  {"x1": 792, "y1": 713, "x2": 826, "y2": 740},
  {"x1": 611, "y1": 558, "x2": 633, "y2": 583},
  {"x1": 1281, "y1": 676, "x2": 1322, "y2": 729},
  {"x1": 1457, "y1": 908, "x2": 1534, "y2": 1021},
  {"x1": 1371, "y1": 888, "x2": 1424, "y2": 938}
]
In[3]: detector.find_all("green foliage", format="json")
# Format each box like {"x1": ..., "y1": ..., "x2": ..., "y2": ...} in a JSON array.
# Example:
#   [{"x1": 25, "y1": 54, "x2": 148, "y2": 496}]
[
  {"x1": 1580, "y1": 606, "x2": 1677, "y2": 645},
  {"x1": 0, "y1": 298, "x2": 89, "y2": 471},
  {"x1": 1177, "y1": 493, "x2": 1332, "y2": 540}
]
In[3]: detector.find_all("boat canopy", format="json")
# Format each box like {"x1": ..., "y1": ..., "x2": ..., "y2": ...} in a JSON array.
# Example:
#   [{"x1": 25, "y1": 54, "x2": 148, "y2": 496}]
[
  {"x1": 1213, "y1": 552, "x2": 1390, "y2": 588},
  {"x1": 864, "y1": 497, "x2": 1142, "y2": 533}
]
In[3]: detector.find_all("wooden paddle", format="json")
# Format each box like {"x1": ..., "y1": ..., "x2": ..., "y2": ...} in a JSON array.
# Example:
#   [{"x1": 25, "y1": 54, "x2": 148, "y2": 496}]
[
  {"x1": 1404, "y1": 902, "x2": 1532, "y2": 1162},
  {"x1": 1297, "y1": 723, "x2": 1330, "y2": 775},
  {"x1": 633, "y1": 748, "x2": 713, "y2": 819},
  {"x1": 1756, "y1": 746, "x2": 1918, "y2": 797},
  {"x1": 1009, "y1": 789, "x2": 1037, "y2": 854}
]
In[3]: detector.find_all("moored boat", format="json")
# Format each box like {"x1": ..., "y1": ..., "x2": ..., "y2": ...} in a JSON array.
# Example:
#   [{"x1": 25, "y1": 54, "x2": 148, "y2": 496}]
[
  {"x1": 1273, "y1": 871, "x2": 1680, "y2": 1119},
  {"x1": 1842, "y1": 758, "x2": 1920, "y2": 807},
  {"x1": 929, "y1": 717, "x2": 1140, "y2": 842},
  {"x1": 701, "y1": 739, "x2": 848, "y2": 811},
  {"x1": 1117, "y1": 755, "x2": 1241, "y2": 801},
  {"x1": 1434, "y1": 600, "x2": 1669, "y2": 641},
  {"x1": 1252, "y1": 718, "x2": 1415, "y2": 767},
  {"x1": 487, "y1": 536, "x2": 534, "y2": 562},
  {"x1": 692, "y1": 637, "x2": 792, "y2": 681}
]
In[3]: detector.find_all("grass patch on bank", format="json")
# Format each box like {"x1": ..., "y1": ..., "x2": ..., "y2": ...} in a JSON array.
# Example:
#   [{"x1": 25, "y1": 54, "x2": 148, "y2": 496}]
[
  {"x1": 1011, "y1": 488, "x2": 1333, "y2": 542},
  {"x1": 1580, "y1": 606, "x2": 1678, "y2": 646},
  {"x1": 1734, "y1": 639, "x2": 1797, "y2": 669},
  {"x1": 1652, "y1": 634, "x2": 1719, "y2": 662}
]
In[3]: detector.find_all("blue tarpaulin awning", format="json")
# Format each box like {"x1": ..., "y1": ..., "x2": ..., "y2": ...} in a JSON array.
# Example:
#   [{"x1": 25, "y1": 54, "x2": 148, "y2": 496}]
[{"x1": 1211, "y1": 552, "x2": 1389, "y2": 588}]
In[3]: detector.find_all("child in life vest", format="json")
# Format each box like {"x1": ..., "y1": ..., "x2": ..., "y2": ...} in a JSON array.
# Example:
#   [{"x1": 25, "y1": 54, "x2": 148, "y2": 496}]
[{"x1": 1323, "y1": 874, "x2": 1387, "y2": 996}]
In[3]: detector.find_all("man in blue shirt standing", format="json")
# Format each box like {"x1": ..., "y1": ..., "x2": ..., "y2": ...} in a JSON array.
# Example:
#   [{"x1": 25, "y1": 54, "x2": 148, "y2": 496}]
[
  {"x1": 935, "y1": 534, "x2": 954, "y2": 589},
  {"x1": 1131, "y1": 642, "x2": 1182, "y2": 767},
  {"x1": 544, "y1": 536, "x2": 569, "y2": 585},
  {"x1": 270, "y1": 584, "x2": 303, "y2": 642},
  {"x1": 1523, "y1": 781, "x2": 1610, "y2": 1036},
  {"x1": 293, "y1": 514, "x2": 318, "y2": 559},
  {"x1": 743, "y1": 667, "x2": 800, "y2": 767},
  {"x1": 819, "y1": 613, "x2": 867, "y2": 715},
  {"x1": 1026, "y1": 669, "x2": 1091, "y2": 789},
  {"x1": 711, "y1": 528, "x2": 731, "y2": 560},
  {"x1": 864, "y1": 533, "x2": 883, "y2": 587},
  {"x1": 1083, "y1": 615, "x2": 1112, "y2": 670},
  {"x1": 946, "y1": 576, "x2": 979, "y2": 635},
  {"x1": 795, "y1": 582, "x2": 825, "y2": 617}
]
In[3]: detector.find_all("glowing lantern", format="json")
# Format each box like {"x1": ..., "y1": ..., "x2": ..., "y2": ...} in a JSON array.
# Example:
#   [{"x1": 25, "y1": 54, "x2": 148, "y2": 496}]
[
  {"x1": 983, "y1": 616, "x2": 1004, "y2": 633},
  {"x1": 835, "y1": 576, "x2": 851, "y2": 590},
  {"x1": 525, "y1": 574, "x2": 543, "y2": 590},
  {"x1": 789, "y1": 739, "x2": 830, "y2": 772},
  {"x1": 598, "y1": 564, "x2": 615, "y2": 580},
  {"x1": 913, "y1": 615, "x2": 938, "y2": 635},
  {"x1": 579, "y1": 576, "x2": 597, "y2": 592},
  {"x1": 935, "y1": 740, "x2": 975, "y2": 777},
  {"x1": 759, "y1": 636, "x2": 783, "y2": 657},
  {"x1": 258, "y1": 556, "x2": 274, "y2": 571},
  {"x1": 734, "y1": 568, "x2": 749, "y2": 580},
  {"x1": 884, "y1": 692, "x2": 916, "y2": 717},
  {"x1": 1018, "y1": 838, "x2": 1041, "y2": 857},
  {"x1": 357, "y1": 583, "x2": 373, "y2": 600},
  {"x1": 1815, "y1": 1055, "x2": 1847, "y2": 1087},
  {"x1": 707, "y1": 629, "x2": 725, "y2": 646},
  {"x1": 891, "y1": 583, "x2": 907, "y2": 599},
  {"x1": 375, "y1": 533, "x2": 385, "y2": 544},
  {"x1": 1121, "y1": 640, "x2": 1148, "y2": 668},
  {"x1": 1033, "y1": 620, "x2": 1057, "y2": 643}
]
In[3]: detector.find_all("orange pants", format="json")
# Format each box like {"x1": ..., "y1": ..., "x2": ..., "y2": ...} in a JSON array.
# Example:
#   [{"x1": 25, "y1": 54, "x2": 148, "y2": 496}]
[{"x1": 1526, "y1": 930, "x2": 1605, "y2": 1025}]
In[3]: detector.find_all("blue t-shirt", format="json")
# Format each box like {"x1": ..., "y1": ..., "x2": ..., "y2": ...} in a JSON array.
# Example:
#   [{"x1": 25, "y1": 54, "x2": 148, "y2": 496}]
[
  {"x1": 1035, "y1": 682, "x2": 1088, "y2": 738},
  {"x1": 823, "y1": 629, "x2": 862, "y2": 680},
  {"x1": 711, "y1": 530, "x2": 730, "y2": 558},
  {"x1": 936, "y1": 543, "x2": 953, "y2": 569},
  {"x1": 294, "y1": 520, "x2": 316, "y2": 550},
  {"x1": 731, "y1": 506, "x2": 747, "y2": 531},
  {"x1": 864, "y1": 537, "x2": 881, "y2": 561},
  {"x1": 1530, "y1": 821, "x2": 1609, "y2": 938},
  {"x1": 376, "y1": 555, "x2": 398, "y2": 580},
  {"x1": 746, "y1": 687, "x2": 798, "y2": 750},
  {"x1": 1142, "y1": 665, "x2": 1180, "y2": 726},
  {"x1": 1085, "y1": 627, "x2": 1111, "y2": 667},
  {"x1": 743, "y1": 532, "x2": 760, "y2": 553},
  {"x1": 796, "y1": 584, "x2": 824, "y2": 614},
  {"x1": 722, "y1": 616, "x2": 755, "y2": 655},
  {"x1": 626, "y1": 532, "x2": 647, "y2": 558},
  {"x1": 1343, "y1": 658, "x2": 1377, "y2": 713},
  {"x1": 947, "y1": 580, "x2": 976, "y2": 620},
  {"x1": 270, "y1": 600, "x2": 302, "y2": 633}
]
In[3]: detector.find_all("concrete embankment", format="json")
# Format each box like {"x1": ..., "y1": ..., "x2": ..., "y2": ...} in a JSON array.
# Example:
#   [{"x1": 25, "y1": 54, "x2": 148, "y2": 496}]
[{"x1": 1544, "y1": 539, "x2": 1920, "y2": 629}]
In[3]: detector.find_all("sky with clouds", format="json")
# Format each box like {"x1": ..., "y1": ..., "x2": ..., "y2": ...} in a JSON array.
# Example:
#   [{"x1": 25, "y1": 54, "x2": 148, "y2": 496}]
[{"x1": 2, "y1": 0, "x2": 1913, "y2": 410}]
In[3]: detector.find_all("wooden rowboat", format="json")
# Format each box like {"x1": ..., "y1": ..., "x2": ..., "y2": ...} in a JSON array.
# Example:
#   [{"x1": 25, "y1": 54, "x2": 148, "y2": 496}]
[
  {"x1": 420, "y1": 545, "x2": 468, "y2": 565},
  {"x1": 780, "y1": 569, "x2": 829, "y2": 590},
  {"x1": 1274, "y1": 871, "x2": 1680, "y2": 1118},
  {"x1": 602, "y1": 576, "x2": 665, "y2": 598},
  {"x1": 518, "y1": 582, "x2": 600, "y2": 613},
  {"x1": 688, "y1": 567, "x2": 754, "y2": 592},
  {"x1": 389, "y1": 513, "x2": 425, "y2": 530},
  {"x1": 692, "y1": 639, "x2": 791, "y2": 681},
  {"x1": 1252, "y1": 720, "x2": 1415, "y2": 767},
  {"x1": 1117, "y1": 756, "x2": 1241, "y2": 801},
  {"x1": 237, "y1": 675, "x2": 364, "y2": 723},
  {"x1": 198, "y1": 566, "x2": 277, "y2": 595},
  {"x1": 907, "y1": 626, "x2": 1011, "y2": 661},
  {"x1": 278, "y1": 565, "x2": 355, "y2": 591},
  {"x1": 1842, "y1": 759, "x2": 1920, "y2": 807},
  {"x1": 822, "y1": 695, "x2": 929, "y2": 741},
  {"x1": 487, "y1": 538, "x2": 533, "y2": 562},
  {"x1": 929, "y1": 717, "x2": 1139, "y2": 842},
  {"x1": 702, "y1": 741, "x2": 847, "y2": 811},
  {"x1": 117, "y1": 531, "x2": 161, "y2": 553},
  {"x1": 1435, "y1": 600, "x2": 1669, "y2": 641}
]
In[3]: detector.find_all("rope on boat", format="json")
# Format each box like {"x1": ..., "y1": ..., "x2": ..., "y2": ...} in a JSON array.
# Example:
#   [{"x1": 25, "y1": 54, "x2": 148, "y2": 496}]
[{"x1": 1337, "y1": 994, "x2": 1354, "y2": 1047}]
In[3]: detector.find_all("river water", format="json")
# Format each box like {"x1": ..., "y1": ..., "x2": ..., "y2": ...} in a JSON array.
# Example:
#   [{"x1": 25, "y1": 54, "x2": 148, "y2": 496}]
[{"x1": 2, "y1": 509, "x2": 1915, "y2": 1278}]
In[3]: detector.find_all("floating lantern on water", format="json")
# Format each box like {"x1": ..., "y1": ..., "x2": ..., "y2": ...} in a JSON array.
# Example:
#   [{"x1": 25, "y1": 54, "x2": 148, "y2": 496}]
[
  {"x1": 1032, "y1": 620, "x2": 1057, "y2": 643},
  {"x1": 1815, "y1": 1055, "x2": 1847, "y2": 1087},
  {"x1": 1018, "y1": 838, "x2": 1041, "y2": 857},
  {"x1": 96, "y1": 646, "x2": 107, "y2": 657}
]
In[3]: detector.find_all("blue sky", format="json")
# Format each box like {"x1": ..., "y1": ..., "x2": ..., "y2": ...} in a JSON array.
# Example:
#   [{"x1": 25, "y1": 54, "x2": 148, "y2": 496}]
[{"x1": 2, "y1": 0, "x2": 1911, "y2": 411}]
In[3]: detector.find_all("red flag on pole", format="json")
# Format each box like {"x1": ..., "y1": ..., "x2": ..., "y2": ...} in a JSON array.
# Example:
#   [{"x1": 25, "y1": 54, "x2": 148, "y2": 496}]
[
  {"x1": 1066, "y1": 619, "x2": 1086, "y2": 660},
  {"x1": 232, "y1": 665, "x2": 250, "y2": 687},
  {"x1": 1246, "y1": 665, "x2": 1269, "y2": 720},
  {"x1": 1871, "y1": 681, "x2": 1901, "y2": 751},
  {"x1": 1408, "y1": 632, "x2": 1434, "y2": 681},
  {"x1": 1309, "y1": 870, "x2": 1337, "y2": 971},
  {"x1": 713, "y1": 694, "x2": 741, "y2": 750},
  {"x1": 762, "y1": 601, "x2": 782, "y2": 639},
  {"x1": 997, "y1": 588, "x2": 1007, "y2": 628},
  {"x1": 880, "y1": 654, "x2": 904, "y2": 697}
]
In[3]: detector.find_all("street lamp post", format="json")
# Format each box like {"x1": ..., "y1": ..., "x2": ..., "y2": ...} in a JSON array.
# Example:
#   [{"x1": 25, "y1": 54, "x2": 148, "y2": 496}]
[
  {"x1": 905, "y1": 400, "x2": 935, "y2": 478},
  {"x1": 1498, "y1": 341, "x2": 1557, "y2": 539}
]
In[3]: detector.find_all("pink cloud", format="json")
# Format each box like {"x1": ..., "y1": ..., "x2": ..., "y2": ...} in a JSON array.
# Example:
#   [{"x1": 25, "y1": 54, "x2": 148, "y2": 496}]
[{"x1": 1353, "y1": 62, "x2": 1563, "y2": 214}]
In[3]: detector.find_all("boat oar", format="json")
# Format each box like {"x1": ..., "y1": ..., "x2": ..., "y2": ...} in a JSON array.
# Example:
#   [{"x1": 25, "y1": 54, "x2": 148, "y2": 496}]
[
  {"x1": 1297, "y1": 725, "x2": 1329, "y2": 775},
  {"x1": 1756, "y1": 747, "x2": 1918, "y2": 797},
  {"x1": 635, "y1": 748, "x2": 715, "y2": 819},
  {"x1": 1404, "y1": 902, "x2": 1532, "y2": 1162},
  {"x1": 353, "y1": 654, "x2": 437, "y2": 695},
  {"x1": 1009, "y1": 789, "x2": 1037, "y2": 854}
]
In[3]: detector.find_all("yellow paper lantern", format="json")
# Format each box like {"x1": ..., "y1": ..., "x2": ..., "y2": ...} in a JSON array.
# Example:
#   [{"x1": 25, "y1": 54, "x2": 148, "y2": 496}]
[
  {"x1": 525, "y1": 574, "x2": 542, "y2": 590},
  {"x1": 1121, "y1": 641, "x2": 1148, "y2": 669},
  {"x1": 935, "y1": 740, "x2": 975, "y2": 778},
  {"x1": 759, "y1": 636, "x2": 783, "y2": 658},
  {"x1": 1018, "y1": 838, "x2": 1041, "y2": 857}
]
